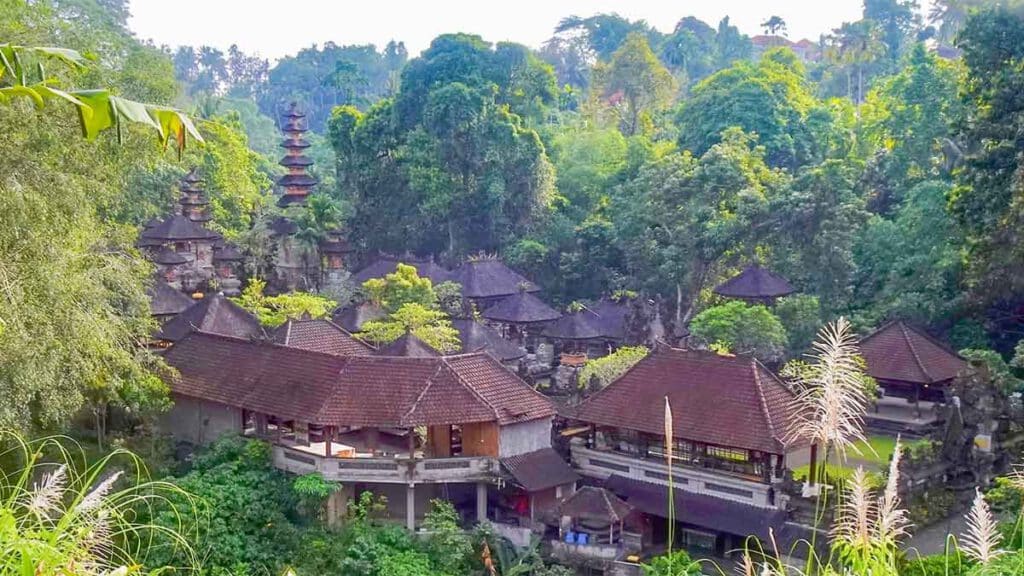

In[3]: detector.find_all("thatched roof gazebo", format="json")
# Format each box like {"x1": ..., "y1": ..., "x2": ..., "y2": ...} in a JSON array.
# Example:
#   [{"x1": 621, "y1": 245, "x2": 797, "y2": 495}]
[{"x1": 713, "y1": 265, "x2": 795, "y2": 303}]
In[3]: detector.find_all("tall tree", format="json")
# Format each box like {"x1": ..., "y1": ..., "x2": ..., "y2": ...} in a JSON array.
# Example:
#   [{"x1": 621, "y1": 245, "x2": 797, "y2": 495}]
[
  {"x1": 677, "y1": 49, "x2": 824, "y2": 169},
  {"x1": 863, "y1": 0, "x2": 923, "y2": 64},
  {"x1": 949, "y1": 6, "x2": 1024, "y2": 305},
  {"x1": 762, "y1": 15, "x2": 789, "y2": 36},
  {"x1": 613, "y1": 129, "x2": 785, "y2": 328},
  {"x1": 593, "y1": 32, "x2": 677, "y2": 136}
]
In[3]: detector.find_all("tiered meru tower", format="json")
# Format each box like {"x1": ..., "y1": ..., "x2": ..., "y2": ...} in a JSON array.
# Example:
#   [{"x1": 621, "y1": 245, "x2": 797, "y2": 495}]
[
  {"x1": 139, "y1": 168, "x2": 244, "y2": 297},
  {"x1": 277, "y1": 102, "x2": 317, "y2": 208}
]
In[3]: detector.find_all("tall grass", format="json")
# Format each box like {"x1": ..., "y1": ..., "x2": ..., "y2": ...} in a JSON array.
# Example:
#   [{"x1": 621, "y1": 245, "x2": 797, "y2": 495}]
[{"x1": 0, "y1": 431, "x2": 196, "y2": 575}]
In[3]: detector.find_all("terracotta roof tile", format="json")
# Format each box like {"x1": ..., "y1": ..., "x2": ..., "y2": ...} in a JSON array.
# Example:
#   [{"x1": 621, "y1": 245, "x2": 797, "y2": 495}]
[
  {"x1": 374, "y1": 332, "x2": 441, "y2": 357},
  {"x1": 574, "y1": 347, "x2": 798, "y2": 454},
  {"x1": 164, "y1": 333, "x2": 553, "y2": 428},
  {"x1": 270, "y1": 318, "x2": 374, "y2": 356},
  {"x1": 859, "y1": 321, "x2": 966, "y2": 385}
]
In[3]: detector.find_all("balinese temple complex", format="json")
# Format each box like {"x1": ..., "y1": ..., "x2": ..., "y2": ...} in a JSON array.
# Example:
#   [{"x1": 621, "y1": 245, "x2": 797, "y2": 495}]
[{"x1": 138, "y1": 168, "x2": 237, "y2": 295}]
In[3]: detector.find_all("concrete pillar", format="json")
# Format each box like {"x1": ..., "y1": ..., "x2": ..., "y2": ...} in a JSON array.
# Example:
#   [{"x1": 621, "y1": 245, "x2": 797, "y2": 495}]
[
  {"x1": 406, "y1": 484, "x2": 416, "y2": 531},
  {"x1": 326, "y1": 484, "x2": 351, "y2": 527},
  {"x1": 476, "y1": 481, "x2": 488, "y2": 523}
]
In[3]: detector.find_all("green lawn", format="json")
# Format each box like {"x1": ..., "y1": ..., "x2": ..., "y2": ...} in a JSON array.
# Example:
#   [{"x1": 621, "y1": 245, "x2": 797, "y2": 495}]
[{"x1": 791, "y1": 434, "x2": 927, "y2": 487}]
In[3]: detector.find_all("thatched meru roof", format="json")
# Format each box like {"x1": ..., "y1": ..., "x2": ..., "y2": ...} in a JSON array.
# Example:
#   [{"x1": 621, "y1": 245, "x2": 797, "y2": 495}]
[
  {"x1": 481, "y1": 291, "x2": 561, "y2": 324},
  {"x1": 449, "y1": 259, "x2": 538, "y2": 300},
  {"x1": 374, "y1": 332, "x2": 441, "y2": 358},
  {"x1": 451, "y1": 319, "x2": 525, "y2": 361},
  {"x1": 713, "y1": 265, "x2": 795, "y2": 300},
  {"x1": 155, "y1": 293, "x2": 263, "y2": 343}
]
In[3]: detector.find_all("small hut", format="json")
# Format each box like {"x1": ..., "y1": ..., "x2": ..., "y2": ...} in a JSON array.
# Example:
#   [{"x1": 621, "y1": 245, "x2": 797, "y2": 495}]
[
  {"x1": 332, "y1": 301, "x2": 387, "y2": 333},
  {"x1": 713, "y1": 265, "x2": 795, "y2": 304},
  {"x1": 481, "y1": 290, "x2": 561, "y2": 346},
  {"x1": 449, "y1": 258, "x2": 538, "y2": 308},
  {"x1": 351, "y1": 255, "x2": 451, "y2": 286},
  {"x1": 552, "y1": 486, "x2": 633, "y2": 546},
  {"x1": 147, "y1": 278, "x2": 195, "y2": 324},
  {"x1": 859, "y1": 320, "x2": 967, "y2": 417}
]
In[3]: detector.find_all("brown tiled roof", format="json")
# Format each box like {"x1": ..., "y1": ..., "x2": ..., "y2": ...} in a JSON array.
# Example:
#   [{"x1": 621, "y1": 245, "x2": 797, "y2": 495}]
[
  {"x1": 351, "y1": 257, "x2": 451, "y2": 286},
  {"x1": 147, "y1": 279, "x2": 194, "y2": 317},
  {"x1": 555, "y1": 486, "x2": 632, "y2": 524},
  {"x1": 374, "y1": 332, "x2": 441, "y2": 357},
  {"x1": 155, "y1": 293, "x2": 264, "y2": 342},
  {"x1": 164, "y1": 332, "x2": 554, "y2": 427},
  {"x1": 501, "y1": 448, "x2": 579, "y2": 492},
  {"x1": 574, "y1": 347, "x2": 798, "y2": 454},
  {"x1": 332, "y1": 301, "x2": 387, "y2": 332},
  {"x1": 141, "y1": 215, "x2": 219, "y2": 242},
  {"x1": 449, "y1": 259, "x2": 538, "y2": 299},
  {"x1": 444, "y1": 354, "x2": 554, "y2": 425},
  {"x1": 270, "y1": 318, "x2": 374, "y2": 356},
  {"x1": 713, "y1": 265, "x2": 795, "y2": 299},
  {"x1": 859, "y1": 321, "x2": 966, "y2": 385},
  {"x1": 605, "y1": 475, "x2": 786, "y2": 540},
  {"x1": 481, "y1": 292, "x2": 561, "y2": 324},
  {"x1": 452, "y1": 319, "x2": 525, "y2": 361}
]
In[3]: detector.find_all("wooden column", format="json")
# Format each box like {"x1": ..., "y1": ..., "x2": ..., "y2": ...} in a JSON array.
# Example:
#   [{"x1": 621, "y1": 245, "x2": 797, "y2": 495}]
[
  {"x1": 808, "y1": 443, "x2": 819, "y2": 485},
  {"x1": 324, "y1": 425, "x2": 333, "y2": 457},
  {"x1": 367, "y1": 427, "x2": 379, "y2": 455}
]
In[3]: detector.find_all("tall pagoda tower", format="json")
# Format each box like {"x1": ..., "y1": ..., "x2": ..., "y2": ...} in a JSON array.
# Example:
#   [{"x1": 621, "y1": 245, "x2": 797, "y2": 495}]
[
  {"x1": 271, "y1": 102, "x2": 317, "y2": 291},
  {"x1": 179, "y1": 168, "x2": 213, "y2": 224},
  {"x1": 277, "y1": 102, "x2": 317, "y2": 208},
  {"x1": 139, "y1": 169, "x2": 220, "y2": 291}
]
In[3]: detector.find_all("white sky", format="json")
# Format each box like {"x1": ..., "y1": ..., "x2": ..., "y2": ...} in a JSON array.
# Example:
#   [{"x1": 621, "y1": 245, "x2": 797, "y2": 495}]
[{"x1": 128, "y1": 0, "x2": 932, "y2": 62}]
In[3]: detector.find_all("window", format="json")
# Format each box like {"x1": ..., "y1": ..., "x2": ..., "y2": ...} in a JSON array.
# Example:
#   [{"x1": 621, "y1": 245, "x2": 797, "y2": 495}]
[
  {"x1": 647, "y1": 438, "x2": 696, "y2": 463},
  {"x1": 706, "y1": 446, "x2": 749, "y2": 462}
]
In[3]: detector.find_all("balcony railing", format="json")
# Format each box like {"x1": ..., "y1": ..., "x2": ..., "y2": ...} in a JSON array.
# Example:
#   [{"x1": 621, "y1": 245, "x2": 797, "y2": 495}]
[
  {"x1": 271, "y1": 443, "x2": 497, "y2": 484},
  {"x1": 570, "y1": 444, "x2": 780, "y2": 509}
]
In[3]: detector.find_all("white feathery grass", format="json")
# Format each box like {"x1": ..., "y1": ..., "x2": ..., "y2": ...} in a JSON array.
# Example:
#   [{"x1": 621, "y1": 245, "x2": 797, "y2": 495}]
[
  {"x1": 24, "y1": 463, "x2": 67, "y2": 518},
  {"x1": 833, "y1": 466, "x2": 875, "y2": 550},
  {"x1": 876, "y1": 436, "x2": 910, "y2": 544},
  {"x1": 1007, "y1": 463, "x2": 1024, "y2": 492},
  {"x1": 75, "y1": 470, "x2": 124, "y2": 515},
  {"x1": 1, "y1": 432, "x2": 198, "y2": 576},
  {"x1": 961, "y1": 488, "x2": 1004, "y2": 565},
  {"x1": 736, "y1": 552, "x2": 756, "y2": 576},
  {"x1": 786, "y1": 317, "x2": 871, "y2": 462}
]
